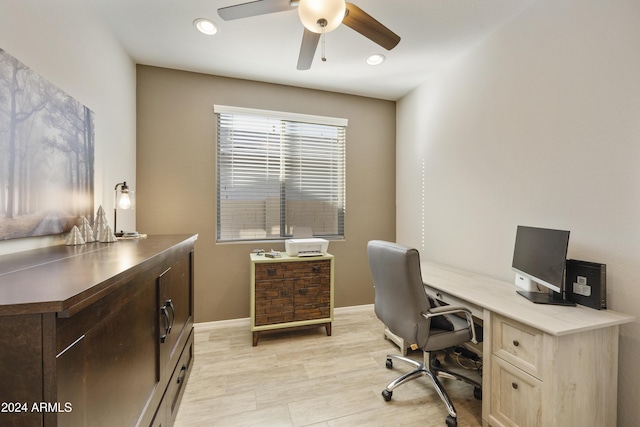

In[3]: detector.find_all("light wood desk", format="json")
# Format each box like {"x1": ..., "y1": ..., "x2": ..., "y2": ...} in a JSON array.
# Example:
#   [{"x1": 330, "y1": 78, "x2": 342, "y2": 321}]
[{"x1": 420, "y1": 261, "x2": 634, "y2": 427}]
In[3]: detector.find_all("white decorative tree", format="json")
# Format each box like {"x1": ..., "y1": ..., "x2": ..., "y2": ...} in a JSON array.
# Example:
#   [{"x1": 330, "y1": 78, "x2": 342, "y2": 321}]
[{"x1": 79, "y1": 216, "x2": 95, "y2": 243}]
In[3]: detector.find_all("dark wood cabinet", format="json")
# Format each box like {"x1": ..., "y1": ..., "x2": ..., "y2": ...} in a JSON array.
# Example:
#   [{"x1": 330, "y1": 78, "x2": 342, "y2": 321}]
[{"x1": 0, "y1": 234, "x2": 197, "y2": 427}]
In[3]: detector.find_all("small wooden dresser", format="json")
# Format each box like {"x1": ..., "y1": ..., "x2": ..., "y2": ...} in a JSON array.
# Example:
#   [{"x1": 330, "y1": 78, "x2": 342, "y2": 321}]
[{"x1": 250, "y1": 253, "x2": 334, "y2": 346}]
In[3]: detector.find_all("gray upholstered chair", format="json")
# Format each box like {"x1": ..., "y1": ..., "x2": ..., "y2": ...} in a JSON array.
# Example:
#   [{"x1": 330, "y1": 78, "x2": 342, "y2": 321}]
[{"x1": 367, "y1": 240, "x2": 482, "y2": 427}]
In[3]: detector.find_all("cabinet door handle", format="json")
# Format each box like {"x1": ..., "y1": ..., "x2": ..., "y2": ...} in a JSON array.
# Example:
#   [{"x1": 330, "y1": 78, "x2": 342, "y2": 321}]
[
  {"x1": 512, "y1": 382, "x2": 519, "y2": 390},
  {"x1": 268, "y1": 267, "x2": 277, "y2": 275},
  {"x1": 312, "y1": 266, "x2": 321, "y2": 273},
  {"x1": 177, "y1": 364, "x2": 187, "y2": 384},
  {"x1": 166, "y1": 299, "x2": 175, "y2": 332},
  {"x1": 513, "y1": 340, "x2": 520, "y2": 347},
  {"x1": 160, "y1": 305, "x2": 170, "y2": 343},
  {"x1": 299, "y1": 288, "x2": 308, "y2": 295}
]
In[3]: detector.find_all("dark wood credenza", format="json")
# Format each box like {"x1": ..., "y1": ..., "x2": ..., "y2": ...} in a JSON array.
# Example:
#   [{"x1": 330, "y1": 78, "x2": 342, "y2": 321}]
[{"x1": 0, "y1": 234, "x2": 197, "y2": 427}]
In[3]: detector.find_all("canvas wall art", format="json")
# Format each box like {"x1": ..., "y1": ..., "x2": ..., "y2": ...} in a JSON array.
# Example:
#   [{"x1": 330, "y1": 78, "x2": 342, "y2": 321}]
[{"x1": 0, "y1": 48, "x2": 94, "y2": 240}]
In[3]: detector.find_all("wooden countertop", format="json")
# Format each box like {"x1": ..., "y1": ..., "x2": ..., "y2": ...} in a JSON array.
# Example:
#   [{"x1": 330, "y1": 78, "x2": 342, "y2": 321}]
[
  {"x1": 0, "y1": 234, "x2": 197, "y2": 317},
  {"x1": 421, "y1": 260, "x2": 634, "y2": 336}
]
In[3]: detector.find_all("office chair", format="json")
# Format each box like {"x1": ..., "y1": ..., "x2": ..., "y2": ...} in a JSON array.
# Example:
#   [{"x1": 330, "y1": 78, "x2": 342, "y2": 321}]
[{"x1": 367, "y1": 240, "x2": 482, "y2": 427}]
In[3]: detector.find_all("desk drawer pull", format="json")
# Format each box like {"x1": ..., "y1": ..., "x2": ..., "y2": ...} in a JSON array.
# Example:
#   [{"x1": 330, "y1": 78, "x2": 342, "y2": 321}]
[{"x1": 512, "y1": 382, "x2": 519, "y2": 390}]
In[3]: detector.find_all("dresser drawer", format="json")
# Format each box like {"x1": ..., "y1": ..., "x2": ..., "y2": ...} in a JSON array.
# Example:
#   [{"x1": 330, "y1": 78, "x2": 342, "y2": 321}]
[
  {"x1": 489, "y1": 355, "x2": 542, "y2": 427},
  {"x1": 492, "y1": 313, "x2": 543, "y2": 379},
  {"x1": 255, "y1": 263, "x2": 285, "y2": 280},
  {"x1": 282, "y1": 259, "x2": 331, "y2": 279}
]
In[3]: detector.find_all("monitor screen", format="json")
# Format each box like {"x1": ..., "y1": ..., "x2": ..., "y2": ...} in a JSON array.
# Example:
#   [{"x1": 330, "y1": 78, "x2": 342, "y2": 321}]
[{"x1": 511, "y1": 225, "x2": 570, "y2": 293}]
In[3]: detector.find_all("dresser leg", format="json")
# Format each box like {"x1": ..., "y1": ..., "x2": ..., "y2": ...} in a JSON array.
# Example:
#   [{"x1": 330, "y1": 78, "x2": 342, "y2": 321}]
[
  {"x1": 325, "y1": 322, "x2": 332, "y2": 336},
  {"x1": 252, "y1": 331, "x2": 259, "y2": 347}
]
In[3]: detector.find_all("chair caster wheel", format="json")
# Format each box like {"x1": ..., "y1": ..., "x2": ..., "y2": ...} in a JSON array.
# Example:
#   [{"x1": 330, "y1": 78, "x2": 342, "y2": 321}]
[
  {"x1": 445, "y1": 415, "x2": 457, "y2": 426},
  {"x1": 382, "y1": 389, "x2": 393, "y2": 401},
  {"x1": 474, "y1": 387, "x2": 482, "y2": 400},
  {"x1": 385, "y1": 359, "x2": 393, "y2": 369},
  {"x1": 432, "y1": 357, "x2": 441, "y2": 368}
]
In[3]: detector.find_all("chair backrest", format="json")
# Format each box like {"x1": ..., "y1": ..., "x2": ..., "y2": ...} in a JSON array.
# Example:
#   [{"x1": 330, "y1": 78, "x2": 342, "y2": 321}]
[{"x1": 367, "y1": 240, "x2": 432, "y2": 347}]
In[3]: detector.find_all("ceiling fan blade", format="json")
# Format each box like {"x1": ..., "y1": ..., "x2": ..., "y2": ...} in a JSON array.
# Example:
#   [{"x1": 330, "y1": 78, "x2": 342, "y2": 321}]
[
  {"x1": 297, "y1": 28, "x2": 320, "y2": 70},
  {"x1": 343, "y1": 3, "x2": 400, "y2": 50},
  {"x1": 218, "y1": 0, "x2": 294, "y2": 21}
]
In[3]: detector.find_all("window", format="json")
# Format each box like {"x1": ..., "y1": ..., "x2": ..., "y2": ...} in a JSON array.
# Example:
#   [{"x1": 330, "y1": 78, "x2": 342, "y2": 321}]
[{"x1": 215, "y1": 105, "x2": 347, "y2": 242}]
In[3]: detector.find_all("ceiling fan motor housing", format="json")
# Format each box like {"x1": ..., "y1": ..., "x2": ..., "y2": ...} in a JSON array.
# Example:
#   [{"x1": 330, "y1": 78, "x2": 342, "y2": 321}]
[{"x1": 298, "y1": 0, "x2": 346, "y2": 33}]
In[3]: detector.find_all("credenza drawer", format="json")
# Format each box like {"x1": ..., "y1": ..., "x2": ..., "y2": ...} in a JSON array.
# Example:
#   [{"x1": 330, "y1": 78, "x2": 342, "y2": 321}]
[{"x1": 492, "y1": 313, "x2": 543, "y2": 379}]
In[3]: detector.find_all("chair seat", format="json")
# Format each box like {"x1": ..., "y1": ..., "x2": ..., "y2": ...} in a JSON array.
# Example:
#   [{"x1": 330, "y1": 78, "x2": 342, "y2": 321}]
[{"x1": 424, "y1": 315, "x2": 471, "y2": 351}]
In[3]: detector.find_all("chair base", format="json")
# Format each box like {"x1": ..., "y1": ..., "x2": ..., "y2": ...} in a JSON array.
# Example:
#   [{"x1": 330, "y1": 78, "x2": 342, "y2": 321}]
[{"x1": 382, "y1": 352, "x2": 481, "y2": 426}]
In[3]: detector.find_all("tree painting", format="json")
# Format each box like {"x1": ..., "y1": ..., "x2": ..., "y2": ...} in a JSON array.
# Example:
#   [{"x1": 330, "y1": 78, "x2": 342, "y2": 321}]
[{"x1": 0, "y1": 48, "x2": 94, "y2": 240}]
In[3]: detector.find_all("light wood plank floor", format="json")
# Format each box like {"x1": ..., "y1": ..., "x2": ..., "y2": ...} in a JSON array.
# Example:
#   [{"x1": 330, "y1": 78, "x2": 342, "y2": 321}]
[{"x1": 175, "y1": 306, "x2": 482, "y2": 427}]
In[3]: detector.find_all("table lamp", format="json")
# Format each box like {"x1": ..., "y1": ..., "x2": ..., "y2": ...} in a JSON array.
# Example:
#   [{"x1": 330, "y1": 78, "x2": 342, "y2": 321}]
[{"x1": 114, "y1": 181, "x2": 138, "y2": 237}]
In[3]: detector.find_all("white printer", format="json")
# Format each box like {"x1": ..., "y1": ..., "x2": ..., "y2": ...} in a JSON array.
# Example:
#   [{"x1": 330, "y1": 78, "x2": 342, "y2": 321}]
[{"x1": 285, "y1": 238, "x2": 329, "y2": 257}]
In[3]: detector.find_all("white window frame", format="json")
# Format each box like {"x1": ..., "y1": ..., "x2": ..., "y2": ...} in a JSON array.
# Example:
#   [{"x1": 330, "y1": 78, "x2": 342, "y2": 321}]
[{"x1": 214, "y1": 105, "x2": 347, "y2": 243}]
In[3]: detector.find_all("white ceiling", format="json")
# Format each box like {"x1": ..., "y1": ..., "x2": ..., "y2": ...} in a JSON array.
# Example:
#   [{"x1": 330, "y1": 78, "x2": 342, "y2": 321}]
[{"x1": 89, "y1": 0, "x2": 537, "y2": 100}]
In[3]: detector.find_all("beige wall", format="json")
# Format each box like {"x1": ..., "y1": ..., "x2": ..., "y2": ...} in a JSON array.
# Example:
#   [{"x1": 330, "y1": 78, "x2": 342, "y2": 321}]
[
  {"x1": 397, "y1": 0, "x2": 640, "y2": 424},
  {"x1": 136, "y1": 66, "x2": 396, "y2": 322}
]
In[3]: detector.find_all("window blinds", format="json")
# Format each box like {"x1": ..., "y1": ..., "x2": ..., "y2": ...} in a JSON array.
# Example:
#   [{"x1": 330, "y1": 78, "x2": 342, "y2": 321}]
[{"x1": 215, "y1": 105, "x2": 347, "y2": 242}]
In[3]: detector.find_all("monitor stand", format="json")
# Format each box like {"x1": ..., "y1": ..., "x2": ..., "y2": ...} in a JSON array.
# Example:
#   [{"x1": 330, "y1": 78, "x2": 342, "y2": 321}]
[{"x1": 517, "y1": 290, "x2": 576, "y2": 306}]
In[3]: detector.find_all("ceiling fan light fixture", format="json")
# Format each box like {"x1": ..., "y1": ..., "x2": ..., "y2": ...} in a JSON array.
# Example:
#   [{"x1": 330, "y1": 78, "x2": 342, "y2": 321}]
[
  {"x1": 298, "y1": 0, "x2": 346, "y2": 33},
  {"x1": 193, "y1": 18, "x2": 218, "y2": 35},
  {"x1": 366, "y1": 54, "x2": 386, "y2": 66}
]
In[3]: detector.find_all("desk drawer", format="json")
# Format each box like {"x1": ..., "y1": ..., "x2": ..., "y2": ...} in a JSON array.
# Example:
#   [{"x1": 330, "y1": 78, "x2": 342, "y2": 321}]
[
  {"x1": 492, "y1": 314, "x2": 543, "y2": 379},
  {"x1": 489, "y1": 355, "x2": 542, "y2": 427},
  {"x1": 424, "y1": 285, "x2": 484, "y2": 319}
]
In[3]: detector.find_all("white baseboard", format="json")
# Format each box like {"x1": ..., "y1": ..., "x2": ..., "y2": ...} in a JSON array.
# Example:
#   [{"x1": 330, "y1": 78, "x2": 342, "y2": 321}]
[
  {"x1": 195, "y1": 317, "x2": 250, "y2": 331},
  {"x1": 335, "y1": 303, "x2": 374, "y2": 314}
]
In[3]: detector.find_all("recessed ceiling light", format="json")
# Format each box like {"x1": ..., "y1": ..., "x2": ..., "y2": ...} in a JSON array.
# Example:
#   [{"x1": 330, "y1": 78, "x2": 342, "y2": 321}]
[
  {"x1": 194, "y1": 18, "x2": 218, "y2": 36},
  {"x1": 366, "y1": 54, "x2": 386, "y2": 66}
]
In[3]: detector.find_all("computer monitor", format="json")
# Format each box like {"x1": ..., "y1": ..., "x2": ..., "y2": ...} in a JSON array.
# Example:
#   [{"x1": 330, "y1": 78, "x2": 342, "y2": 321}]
[{"x1": 511, "y1": 225, "x2": 575, "y2": 306}]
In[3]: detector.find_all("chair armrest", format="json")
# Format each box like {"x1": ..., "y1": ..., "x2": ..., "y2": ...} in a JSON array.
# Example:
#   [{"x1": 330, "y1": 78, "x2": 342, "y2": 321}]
[{"x1": 421, "y1": 306, "x2": 479, "y2": 344}]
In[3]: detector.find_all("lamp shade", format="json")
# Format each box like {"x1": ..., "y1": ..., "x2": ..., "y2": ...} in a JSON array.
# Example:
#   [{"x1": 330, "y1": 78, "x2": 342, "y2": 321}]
[
  {"x1": 118, "y1": 190, "x2": 131, "y2": 209},
  {"x1": 298, "y1": 0, "x2": 346, "y2": 33}
]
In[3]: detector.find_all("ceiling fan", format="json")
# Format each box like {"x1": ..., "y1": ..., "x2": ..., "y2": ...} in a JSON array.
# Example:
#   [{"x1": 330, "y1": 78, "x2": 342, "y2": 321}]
[{"x1": 218, "y1": 0, "x2": 401, "y2": 70}]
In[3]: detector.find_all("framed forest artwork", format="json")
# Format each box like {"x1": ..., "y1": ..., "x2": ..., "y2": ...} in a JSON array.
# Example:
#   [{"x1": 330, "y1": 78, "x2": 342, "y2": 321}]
[{"x1": 0, "y1": 48, "x2": 94, "y2": 240}]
